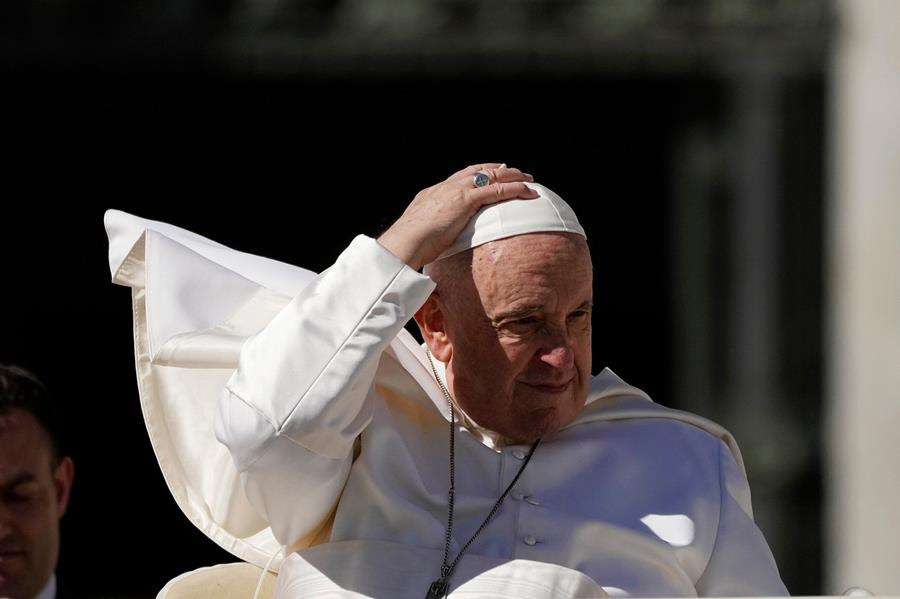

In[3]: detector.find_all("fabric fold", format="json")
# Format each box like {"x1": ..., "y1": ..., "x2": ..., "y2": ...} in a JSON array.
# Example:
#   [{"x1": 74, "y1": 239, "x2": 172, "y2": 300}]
[{"x1": 105, "y1": 209, "x2": 320, "y2": 569}]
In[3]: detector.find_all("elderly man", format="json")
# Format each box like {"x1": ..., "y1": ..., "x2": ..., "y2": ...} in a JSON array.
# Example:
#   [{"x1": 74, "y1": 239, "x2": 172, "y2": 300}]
[
  {"x1": 0, "y1": 366, "x2": 75, "y2": 599},
  {"x1": 214, "y1": 164, "x2": 787, "y2": 598}
]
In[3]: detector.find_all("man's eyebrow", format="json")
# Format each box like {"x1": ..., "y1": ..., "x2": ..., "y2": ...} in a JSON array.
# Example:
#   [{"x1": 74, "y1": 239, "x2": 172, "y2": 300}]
[
  {"x1": 572, "y1": 300, "x2": 594, "y2": 312},
  {"x1": 490, "y1": 304, "x2": 544, "y2": 323},
  {"x1": 491, "y1": 300, "x2": 594, "y2": 323}
]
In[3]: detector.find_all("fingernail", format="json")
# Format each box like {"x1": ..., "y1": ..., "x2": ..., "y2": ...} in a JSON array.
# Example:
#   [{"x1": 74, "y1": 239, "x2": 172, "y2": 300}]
[
  {"x1": 499, "y1": 163, "x2": 507, "y2": 169},
  {"x1": 525, "y1": 173, "x2": 534, "y2": 181}
]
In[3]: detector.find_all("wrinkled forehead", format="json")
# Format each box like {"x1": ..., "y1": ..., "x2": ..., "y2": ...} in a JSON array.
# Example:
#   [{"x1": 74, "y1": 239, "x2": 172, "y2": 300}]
[
  {"x1": 464, "y1": 232, "x2": 593, "y2": 316},
  {"x1": 471, "y1": 231, "x2": 593, "y2": 278},
  {"x1": 431, "y1": 182, "x2": 586, "y2": 263},
  {"x1": 434, "y1": 232, "x2": 593, "y2": 319}
]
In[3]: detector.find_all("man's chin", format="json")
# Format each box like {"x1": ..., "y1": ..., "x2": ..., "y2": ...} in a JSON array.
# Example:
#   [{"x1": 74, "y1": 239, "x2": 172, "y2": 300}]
[
  {"x1": 0, "y1": 556, "x2": 22, "y2": 575},
  {"x1": 503, "y1": 406, "x2": 564, "y2": 444},
  {"x1": 514, "y1": 391, "x2": 587, "y2": 442},
  {"x1": 0, "y1": 557, "x2": 33, "y2": 599},
  {"x1": 0, "y1": 575, "x2": 23, "y2": 599}
]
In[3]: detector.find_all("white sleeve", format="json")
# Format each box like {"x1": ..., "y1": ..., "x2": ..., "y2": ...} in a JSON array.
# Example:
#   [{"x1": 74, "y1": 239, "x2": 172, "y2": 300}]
[
  {"x1": 214, "y1": 234, "x2": 436, "y2": 547},
  {"x1": 695, "y1": 441, "x2": 790, "y2": 596}
]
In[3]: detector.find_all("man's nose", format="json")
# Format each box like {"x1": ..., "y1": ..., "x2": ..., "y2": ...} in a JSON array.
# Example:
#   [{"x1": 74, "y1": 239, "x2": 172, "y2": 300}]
[
  {"x1": 540, "y1": 345, "x2": 574, "y2": 369},
  {"x1": 539, "y1": 333, "x2": 575, "y2": 370}
]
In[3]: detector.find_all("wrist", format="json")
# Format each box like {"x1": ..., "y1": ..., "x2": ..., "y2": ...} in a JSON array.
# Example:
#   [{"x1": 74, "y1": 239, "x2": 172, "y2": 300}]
[{"x1": 377, "y1": 228, "x2": 426, "y2": 271}]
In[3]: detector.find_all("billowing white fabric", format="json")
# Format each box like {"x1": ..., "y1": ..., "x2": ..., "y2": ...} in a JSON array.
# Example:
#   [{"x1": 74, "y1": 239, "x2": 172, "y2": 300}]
[
  {"x1": 105, "y1": 209, "x2": 316, "y2": 569},
  {"x1": 435, "y1": 182, "x2": 586, "y2": 260},
  {"x1": 105, "y1": 211, "x2": 787, "y2": 597}
]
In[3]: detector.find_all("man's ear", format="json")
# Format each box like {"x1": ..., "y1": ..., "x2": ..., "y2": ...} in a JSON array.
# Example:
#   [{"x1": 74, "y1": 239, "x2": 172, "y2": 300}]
[
  {"x1": 413, "y1": 293, "x2": 452, "y2": 362},
  {"x1": 53, "y1": 456, "x2": 74, "y2": 518}
]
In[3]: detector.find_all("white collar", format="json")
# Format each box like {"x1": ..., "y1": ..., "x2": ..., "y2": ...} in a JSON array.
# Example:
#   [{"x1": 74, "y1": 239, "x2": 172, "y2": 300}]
[{"x1": 34, "y1": 573, "x2": 56, "y2": 599}]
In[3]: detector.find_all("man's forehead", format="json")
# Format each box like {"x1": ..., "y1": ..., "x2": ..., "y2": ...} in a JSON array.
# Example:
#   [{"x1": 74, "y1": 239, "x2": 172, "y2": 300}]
[
  {"x1": 471, "y1": 232, "x2": 592, "y2": 276},
  {"x1": 0, "y1": 406, "x2": 31, "y2": 431},
  {"x1": 0, "y1": 408, "x2": 54, "y2": 468},
  {"x1": 471, "y1": 234, "x2": 593, "y2": 310}
]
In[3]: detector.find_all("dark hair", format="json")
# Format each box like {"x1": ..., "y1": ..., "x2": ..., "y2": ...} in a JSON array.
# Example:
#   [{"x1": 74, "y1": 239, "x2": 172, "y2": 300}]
[{"x1": 0, "y1": 364, "x2": 65, "y2": 462}]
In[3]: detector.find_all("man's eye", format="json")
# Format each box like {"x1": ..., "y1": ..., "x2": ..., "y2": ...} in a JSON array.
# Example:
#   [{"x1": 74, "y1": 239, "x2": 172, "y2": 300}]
[
  {"x1": 4, "y1": 483, "x2": 39, "y2": 505},
  {"x1": 498, "y1": 317, "x2": 541, "y2": 334},
  {"x1": 569, "y1": 310, "x2": 590, "y2": 320},
  {"x1": 6, "y1": 492, "x2": 35, "y2": 505}
]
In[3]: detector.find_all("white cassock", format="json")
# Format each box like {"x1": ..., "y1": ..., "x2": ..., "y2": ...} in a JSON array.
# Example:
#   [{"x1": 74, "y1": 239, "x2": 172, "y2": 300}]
[{"x1": 105, "y1": 209, "x2": 788, "y2": 599}]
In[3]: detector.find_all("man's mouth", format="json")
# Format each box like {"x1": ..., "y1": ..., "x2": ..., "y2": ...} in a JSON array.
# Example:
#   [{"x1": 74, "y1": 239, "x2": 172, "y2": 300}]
[{"x1": 520, "y1": 379, "x2": 573, "y2": 394}]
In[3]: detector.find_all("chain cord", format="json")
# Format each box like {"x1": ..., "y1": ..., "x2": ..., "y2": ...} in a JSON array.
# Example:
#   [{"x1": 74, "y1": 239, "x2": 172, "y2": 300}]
[{"x1": 426, "y1": 348, "x2": 540, "y2": 594}]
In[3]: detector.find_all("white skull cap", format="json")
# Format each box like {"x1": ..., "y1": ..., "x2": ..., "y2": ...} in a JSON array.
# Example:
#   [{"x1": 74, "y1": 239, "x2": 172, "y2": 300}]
[{"x1": 433, "y1": 182, "x2": 586, "y2": 262}]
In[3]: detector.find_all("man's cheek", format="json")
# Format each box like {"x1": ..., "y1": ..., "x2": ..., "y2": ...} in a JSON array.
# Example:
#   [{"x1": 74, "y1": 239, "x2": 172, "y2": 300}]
[{"x1": 7, "y1": 495, "x2": 46, "y2": 519}]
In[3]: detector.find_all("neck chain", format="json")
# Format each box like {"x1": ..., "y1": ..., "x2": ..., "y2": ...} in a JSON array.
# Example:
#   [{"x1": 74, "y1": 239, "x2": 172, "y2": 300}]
[{"x1": 425, "y1": 349, "x2": 540, "y2": 599}]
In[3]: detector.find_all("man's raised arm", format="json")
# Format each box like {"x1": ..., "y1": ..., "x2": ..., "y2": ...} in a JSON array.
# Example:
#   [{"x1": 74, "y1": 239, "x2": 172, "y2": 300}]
[{"x1": 214, "y1": 164, "x2": 536, "y2": 548}]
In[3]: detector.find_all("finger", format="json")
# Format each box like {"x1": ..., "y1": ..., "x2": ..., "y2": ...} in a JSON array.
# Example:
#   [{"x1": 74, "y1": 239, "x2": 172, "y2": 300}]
[
  {"x1": 491, "y1": 167, "x2": 534, "y2": 184},
  {"x1": 449, "y1": 164, "x2": 533, "y2": 186},
  {"x1": 446, "y1": 163, "x2": 504, "y2": 182},
  {"x1": 464, "y1": 181, "x2": 540, "y2": 210},
  {"x1": 467, "y1": 166, "x2": 534, "y2": 187}
]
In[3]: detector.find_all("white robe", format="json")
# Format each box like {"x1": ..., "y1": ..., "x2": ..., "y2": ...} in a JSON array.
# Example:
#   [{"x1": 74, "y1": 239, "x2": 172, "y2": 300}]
[{"x1": 105, "y1": 211, "x2": 787, "y2": 598}]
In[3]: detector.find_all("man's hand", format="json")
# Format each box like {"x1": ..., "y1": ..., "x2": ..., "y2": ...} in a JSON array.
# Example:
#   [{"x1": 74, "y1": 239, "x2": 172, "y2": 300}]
[{"x1": 377, "y1": 163, "x2": 537, "y2": 270}]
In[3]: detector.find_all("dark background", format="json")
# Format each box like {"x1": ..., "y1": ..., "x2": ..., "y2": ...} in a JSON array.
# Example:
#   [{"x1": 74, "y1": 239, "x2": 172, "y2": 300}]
[{"x1": 3, "y1": 2, "x2": 827, "y2": 596}]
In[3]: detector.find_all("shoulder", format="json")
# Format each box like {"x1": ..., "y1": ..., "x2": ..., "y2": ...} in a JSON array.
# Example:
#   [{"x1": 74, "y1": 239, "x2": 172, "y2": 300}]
[
  {"x1": 569, "y1": 368, "x2": 746, "y2": 475},
  {"x1": 543, "y1": 371, "x2": 747, "y2": 524}
]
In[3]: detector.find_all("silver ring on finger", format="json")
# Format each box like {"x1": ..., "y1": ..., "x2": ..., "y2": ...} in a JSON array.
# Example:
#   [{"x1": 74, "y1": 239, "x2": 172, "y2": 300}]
[{"x1": 473, "y1": 172, "x2": 491, "y2": 188}]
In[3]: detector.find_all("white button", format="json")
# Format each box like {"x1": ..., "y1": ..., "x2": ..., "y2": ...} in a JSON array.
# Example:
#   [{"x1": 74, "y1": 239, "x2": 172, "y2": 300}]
[
  {"x1": 511, "y1": 491, "x2": 525, "y2": 501},
  {"x1": 525, "y1": 496, "x2": 542, "y2": 506},
  {"x1": 523, "y1": 535, "x2": 537, "y2": 546},
  {"x1": 512, "y1": 448, "x2": 527, "y2": 460}
]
